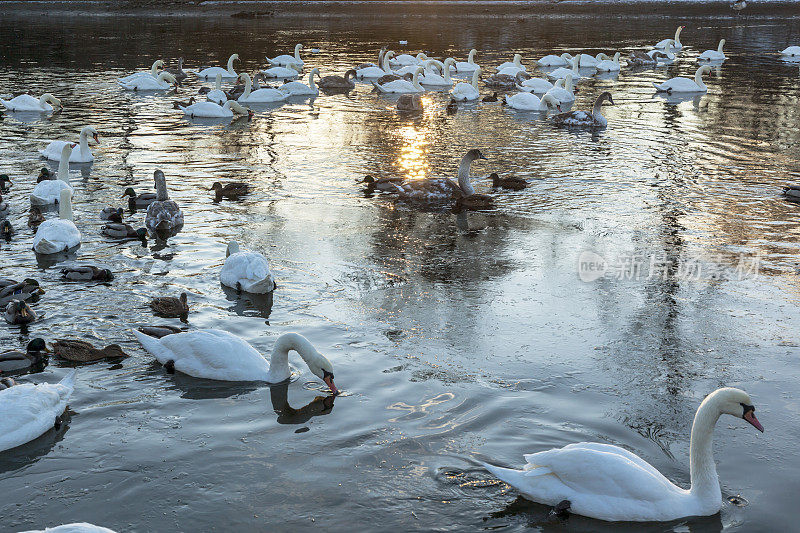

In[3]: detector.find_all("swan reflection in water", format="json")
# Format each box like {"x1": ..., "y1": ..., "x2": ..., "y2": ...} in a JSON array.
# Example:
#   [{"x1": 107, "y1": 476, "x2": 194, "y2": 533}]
[{"x1": 269, "y1": 381, "x2": 335, "y2": 425}]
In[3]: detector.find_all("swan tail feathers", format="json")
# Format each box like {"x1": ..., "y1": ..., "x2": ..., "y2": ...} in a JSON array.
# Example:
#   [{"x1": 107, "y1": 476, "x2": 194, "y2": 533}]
[
  {"x1": 652, "y1": 82, "x2": 665, "y2": 91},
  {"x1": 59, "y1": 369, "x2": 77, "y2": 392},
  {"x1": 482, "y1": 462, "x2": 532, "y2": 487},
  {"x1": 371, "y1": 81, "x2": 385, "y2": 93},
  {"x1": 132, "y1": 328, "x2": 176, "y2": 365}
]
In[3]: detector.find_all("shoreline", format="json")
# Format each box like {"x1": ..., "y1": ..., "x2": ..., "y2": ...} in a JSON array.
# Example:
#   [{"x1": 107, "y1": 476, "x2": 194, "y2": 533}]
[{"x1": 2, "y1": 0, "x2": 800, "y2": 17}]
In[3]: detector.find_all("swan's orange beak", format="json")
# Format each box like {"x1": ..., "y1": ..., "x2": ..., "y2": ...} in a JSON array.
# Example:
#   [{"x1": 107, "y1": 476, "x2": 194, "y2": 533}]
[
  {"x1": 324, "y1": 375, "x2": 339, "y2": 396},
  {"x1": 744, "y1": 410, "x2": 764, "y2": 432},
  {"x1": 93, "y1": 133, "x2": 100, "y2": 144}
]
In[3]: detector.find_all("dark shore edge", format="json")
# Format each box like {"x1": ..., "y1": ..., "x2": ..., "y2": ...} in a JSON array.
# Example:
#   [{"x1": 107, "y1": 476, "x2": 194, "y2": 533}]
[{"x1": 2, "y1": 0, "x2": 799, "y2": 18}]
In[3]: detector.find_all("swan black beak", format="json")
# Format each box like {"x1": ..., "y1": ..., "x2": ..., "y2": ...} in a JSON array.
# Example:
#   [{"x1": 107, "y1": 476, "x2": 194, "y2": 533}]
[{"x1": 93, "y1": 133, "x2": 100, "y2": 145}]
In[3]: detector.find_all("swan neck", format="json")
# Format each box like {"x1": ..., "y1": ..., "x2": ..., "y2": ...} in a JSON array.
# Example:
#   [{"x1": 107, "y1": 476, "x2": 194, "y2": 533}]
[
  {"x1": 269, "y1": 333, "x2": 319, "y2": 379},
  {"x1": 154, "y1": 172, "x2": 169, "y2": 201},
  {"x1": 689, "y1": 399, "x2": 721, "y2": 501},
  {"x1": 59, "y1": 190, "x2": 73, "y2": 220},
  {"x1": 308, "y1": 70, "x2": 316, "y2": 89},
  {"x1": 718, "y1": 40, "x2": 725, "y2": 53},
  {"x1": 412, "y1": 70, "x2": 422, "y2": 90},
  {"x1": 227, "y1": 55, "x2": 236, "y2": 75},
  {"x1": 592, "y1": 98, "x2": 605, "y2": 120},
  {"x1": 151, "y1": 61, "x2": 159, "y2": 77},
  {"x1": 457, "y1": 155, "x2": 476, "y2": 196},
  {"x1": 471, "y1": 70, "x2": 479, "y2": 89},
  {"x1": 444, "y1": 62, "x2": 452, "y2": 84},
  {"x1": 242, "y1": 74, "x2": 252, "y2": 99},
  {"x1": 215, "y1": 73, "x2": 222, "y2": 90},
  {"x1": 58, "y1": 150, "x2": 71, "y2": 181},
  {"x1": 79, "y1": 129, "x2": 89, "y2": 155},
  {"x1": 295, "y1": 45, "x2": 302, "y2": 61},
  {"x1": 675, "y1": 26, "x2": 683, "y2": 42},
  {"x1": 469, "y1": 49, "x2": 476, "y2": 65},
  {"x1": 695, "y1": 68, "x2": 707, "y2": 91}
]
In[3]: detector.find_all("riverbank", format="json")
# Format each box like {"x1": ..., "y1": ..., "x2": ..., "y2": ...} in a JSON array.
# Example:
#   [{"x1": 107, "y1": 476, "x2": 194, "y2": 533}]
[{"x1": 2, "y1": 0, "x2": 800, "y2": 17}]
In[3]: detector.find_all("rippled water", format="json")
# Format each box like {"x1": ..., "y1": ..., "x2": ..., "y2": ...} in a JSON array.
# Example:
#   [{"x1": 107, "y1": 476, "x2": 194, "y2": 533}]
[{"x1": 1, "y1": 6, "x2": 800, "y2": 532}]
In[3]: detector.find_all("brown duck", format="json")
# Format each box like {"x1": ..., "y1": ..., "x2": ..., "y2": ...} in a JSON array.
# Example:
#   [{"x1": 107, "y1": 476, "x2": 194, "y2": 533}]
[
  {"x1": 489, "y1": 173, "x2": 528, "y2": 190},
  {"x1": 150, "y1": 293, "x2": 189, "y2": 319},
  {"x1": 28, "y1": 206, "x2": 45, "y2": 230},
  {"x1": 211, "y1": 181, "x2": 250, "y2": 201},
  {"x1": 53, "y1": 339, "x2": 128, "y2": 362}
]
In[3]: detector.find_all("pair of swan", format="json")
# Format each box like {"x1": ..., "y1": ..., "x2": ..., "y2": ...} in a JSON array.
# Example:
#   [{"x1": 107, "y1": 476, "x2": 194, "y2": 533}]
[
  {"x1": 118, "y1": 72, "x2": 178, "y2": 91},
  {"x1": 698, "y1": 39, "x2": 726, "y2": 61},
  {"x1": 0, "y1": 370, "x2": 75, "y2": 453},
  {"x1": 133, "y1": 330, "x2": 338, "y2": 394},
  {"x1": 504, "y1": 92, "x2": 560, "y2": 112},
  {"x1": 483, "y1": 387, "x2": 763, "y2": 522},
  {"x1": 420, "y1": 59, "x2": 455, "y2": 86},
  {"x1": 33, "y1": 187, "x2": 81, "y2": 254},
  {"x1": 220, "y1": 241, "x2": 276, "y2": 293},
  {"x1": 356, "y1": 50, "x2": 394, "y2": 78},
  {"x1": 656, "y1": 25, "x2": 685, "y2": 50},
  {"x1": 450, "y1": 70, "x2": 482, "y2": 102},
  {"x1": 40, "y1": 126, "x2": 98, "y2": 163},
  {"x1": 545, "y1": 75, "x2": 576, "y2": 103},
  {"x1": 145, "y1": 170, "x2": 184, "y2": 237},
  {"x1": 1, "y1": 93, "x2": 61, "y2": 112},
  {"x1": 237, "y1": 72, "x2": 289, "y2": 103},
  {"x1": 196, "y1": 53, "x2": 239, "y2": 79},
  {"x1": 654, "y1": 65, "x2": 712, "y2": 93},
  {"x1": 537, "y1": 53, "x2": 573, "y2": 67},
  {"x1": 267, "y1": 44, "x2": 304, "y2": 67},
  {"x1": 496, "y1": 54, "x2": 527, "y2": 76},
  {"x1": 596, "y1": 52, "x2": 622, "y2": 72},
  {"x1": 206, "y1": 73, "x2": 228, "y2": 104},
  {"x1": 552, "y1": 92, "x2": 614, "y2": 128},
  {"x1": 181, "y1": 100, "x2": 252, "y2": 118},
  {"x1": 31, "y1": 144, "x2": 74, "y2": 204}
]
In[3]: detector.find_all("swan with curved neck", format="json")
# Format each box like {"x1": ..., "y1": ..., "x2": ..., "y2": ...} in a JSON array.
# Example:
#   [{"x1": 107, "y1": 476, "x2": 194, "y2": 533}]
[
  {"x1": 196, "y1": 54, "x2": 239, "y2": 79},
  {"x1": 656, "y1": 25, "x2": 685, "y2": 50},
  {"x1": 483, "y1": 387, "x2": 764, "y2": 522},
  {"x1": 456, "y1": 49, "x2": 480, "y2": 72},
  {"x1": 279, "y1": 68, "x2": 320, "y2": 96},
  {"x1": 32, "y1": 186, "x2": 81, "y2": 254},
  {"x1": 39, "y1": 126, "x2": 99, "y2": 163},
  {"x1": 133, "y1": 329, "x2": 338, "y2": 393},
  {"x1": 547, "y1": 56, "x2": 581, "y2": 80},
  {"x1": 420, "y1": 58, "x2": 455, "y2": 86},
  {"x1": 0, "y1": 93, "x2": 61, "y2": 112},
  {"x1": 553, "y1": 91, "x2": 614, "y2": 128},
  {"x1": 653, "y1": 65, "x2": 711, "y2": 93},
  {"x1": 31, "y1": 144, "x2": 75, "y2": 204},
  {"x1": 596, "y1": 52, "x2": 621, "y2": 72},
  {"x1": 449, "y1": 69, "x2": 481, "y2": 101},
  {"x1": 268, "y1": 44, "x2": 304, "y2": 67},
  {"x1": 698, "y1": 39, "x2": 726, "y2": 61},
  {"x1": 372, "y1": 66, "x2": 424, "y2": 94},
  {"x1": 117, "y1": 60, "x2": 164, "y2": 83},
  {"x1": 238, "y1": 73, "x2": 289, "y2": 103}
]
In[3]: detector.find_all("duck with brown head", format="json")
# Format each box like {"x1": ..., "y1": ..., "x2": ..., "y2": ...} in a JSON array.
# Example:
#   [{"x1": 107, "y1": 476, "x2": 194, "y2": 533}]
[{"x1": 145, "y1": 170, "x2": 184, "y2": 238}]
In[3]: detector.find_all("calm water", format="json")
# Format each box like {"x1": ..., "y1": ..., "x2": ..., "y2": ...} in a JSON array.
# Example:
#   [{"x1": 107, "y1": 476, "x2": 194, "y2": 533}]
[{"x1": 1, "y1": 6, "x2": 800, "y2": 532}]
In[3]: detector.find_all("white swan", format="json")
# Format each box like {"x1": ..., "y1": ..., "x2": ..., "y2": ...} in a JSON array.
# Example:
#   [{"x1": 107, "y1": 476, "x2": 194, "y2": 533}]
[
  {"x1": 220, "y1": 241, "x2": 276, "y2": 293},
  {"x1": 537, "y1": 53, "x2": 573, "y2": 67},
  {"x1": 260, "y1": 64, "x2": 302, "y2": 78},
  {"x1": 420, "y1": 59, "x2": 455, "y2": 86},
  {"x1": 455, "y1": 49, "x2": 480, "y2": 73},
  {"x1": 279, "y1": 68, "x2": 319, "y2": 96},
  {"x1": 0, "y1": 371, "x2": 75, "y2": 453},
  {"x1": 449, "y1": 69, "x2": 481, "y2": 102},
  {"x1": 656, "y1": 25, "x2": 685, "y2": 50},
  {"x1": 504, "y1": 92, "x2": 560, "y2": 112},
  {"x1": 31, "y1": 144, "x2": 74, "y2": 205},
  {"x1": 653, "y1": 65, "x2": 712, "y2": 93},
  {"x1": 518, "y1": 76, "x2": 554, "y2": 93},
  {"x1": 196, "y1": 54, "x2": 239, "y2": 79},
  {"x1": 496, "y1": 54, "x2": 527, "y2": 75},
  {"x1": 553, "y1": 91, "x2": 614, "y2": 128},
  {"x1": 0, "y1": 93, "x2": 61, "y2": 112},
  {"x1": 133, "y1": 330, "x2": 338, "y2": 393},
  {"x1": 395, "y1": 149, "x2": 487, "y2": 203},
  {"x1": 180, "y1": 100, "x2": 251, "y2": 118},
  {"x1": 33, "y1": 188, "x2": 81, "y2": 254},
  {"x1": 390, "y1": 52, "x2": 424, "y2": 67},
  {"x1": 595, "y1": 52, "x2": 622, "y2": 72},
  {"x1": 267, "y1": 44, "x2": 304, "y2": 67},
  {"x1": 545, "y1": 75, "x2": 575, "y2": 103},
  {"x1": 237, "y1": 72, "x2": 289, "y2": 103},
  {"x1": 118, "y1": 71, "x2": 177, "y2": 91},
  {"x1": 206, "y1": 73, "x2": 227, "y2": 104},
  {"x1": 373, "y1": 66, "x2": 424, "y2": 94},
  {"x1": 357, "y1": 51, "x2": 393, "y2": 79},
  {"x1": 547, "y1": 56, "x2": 582, "y2": 80},
  {"x1": 577, "y1": 53, "x2": 606, "y2": 67},
  {"x1": 781, "y1": 46, "x2": 800, "y2": 56},
  {"x1": 483, "y1": 387, "x2": 764, "y2": 522},
  {"x1": 20, "y1": 523, "x2": 115, "y2": 533},
  {"x1": 117, "y1": 60, "x2": 163, "y2": 83},
  {"x1": 40, "y1": 126, "x2": 99, "y2": 163},
  {"x1": 145, "y1": 170, "x2": 184, "y2": 237},
  {"x1": 697, "y1": 39, "x2": 726, "y2": 61}
]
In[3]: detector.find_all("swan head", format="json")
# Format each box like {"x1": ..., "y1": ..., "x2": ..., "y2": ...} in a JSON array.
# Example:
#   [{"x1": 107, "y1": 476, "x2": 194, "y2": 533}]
[
  {"x1": 231, "y1": 53, "x2": 240, "y2": 62},
  {"x1": 225, "y1": 240, "x2": 240, "y2": 257},
  {"x1": 704, "y1": 387, "x2": 763, "y2": 432},
  {"x1": 159, "y1": 72, "x2": 179, "y2": 86},
  {"x1": 295, "y1": 44, "x2": 303, "y2": 53},
  {"x1": 303, "y1": 350, "x2": 338, "y2": 395},
  {"x1": 541, "y1": 94, "x2": 561, "y2": 111},
  {"x1": 596, "y1": 91, "x2": 615, "y2": 106},
  {"x1": 60, "y1": 143, "x2": 73, "y2": 160},
  {"x1": 42, "y1": 93, "x2": 62, "y2": 108},
  {"x1": 82, "y1": 126, "x2": 100, "y2": 145},
  {"x1": 465, "y1": 149, "x2": 488, "y2": 162}
]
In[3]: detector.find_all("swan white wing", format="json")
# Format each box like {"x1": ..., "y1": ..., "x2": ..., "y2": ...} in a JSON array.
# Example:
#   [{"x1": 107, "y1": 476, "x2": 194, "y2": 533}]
[
  {"x1": 537, "y1": 55, "x2": 567, "y2": 66},
  {"x1": 181, "y1": 101, "x2": 230, "y2": 117},
  {"x1": 596, "y1": 60, "x2": 620, "y2": 72},
  {"x1": 653, "y1": 77, "x2": 702, "y2": 92},
  {"x1": 374, "y1": 80, "x2": 418, "y2": 94},
  {"x1": 497, "y1": 66, "x2": 525, "y2": 77},
  {"x1": 419, "y1": 72, "x2": 448, "y2": 85},
  {"x1": 655, "y1": 38, "x2": 682, "y2": 50},
  {"x1": 578, "y1": 54, "x2": 599, "y2": 67},
  {"x1": 117, "y1": 71, "x2": 156, "y2": 83},
  {"x1": 279, "y1": 81, "x2": 317, "y2": 96},
  {"x1": 781, "y1": 46, "x2": 800, "y2": 55},
  {"x1": 0, "y1": 371, "x2": 75, "y2": 452},
  {"x1": 40, "y1": 140, "x2": 94, "y2": 163},
  {"x1": 30, "y1": 180, "x2": 73, "y2": 204},
  {"x1": 520, "y1": 78, "x2": 554, "y2": 92},
  {"x1": 133, "y1": 329, "x2": 271, "y2": 381},
  {"x1": 261, "y1": 67, "x2": 299, "y2": 78},
  {"x1": 546, "y1": 87, "x2": 574, "y2": 103},
  {"x1": 505, "y1": 92, "x2": 543, "y2": 110},
  {"x1": 220, "y1": 251, "x2": 275, "y2": 293},
  {"x1": 697, "y1": 51, "x2": 725, "y2": 61},
  {"x1": 33, "y1": 219, "x2": 81, "y2": 254},
  {"x1": 454, "y1": 62, "x2": 479, "y2": 72},
  {"x1": 356, "y1": 66, "x2": 385, "y2": 78},
  {"x1": 547, "y1": 67, "x2": 579, "y2": 80},
  {"x1": 196, "y1": 67, "x2": 237, "y2": 79},
  {"x1": 269, "y1": 54, "x2": 303, "y2": 67},
  {"x1": 450, "y1": 83, "x2": 479, "y2": 101},
  {"x1": 239, "y1": 89, "x2": 288, "y2": 103},
  {"x1": 20, "y1": 523, "x2": 116, "y2": 533},
  {"x1": 391, "y1": 54, "x2": 418, "y2": 66},
  {"x1": 118, "y1": 77, "x2": 168, "y2": 90},
  {"x1": 206, "y1": 89, "x2": 227, "y2": 105},
  {"x1": 1, "y1": 94, "x2": 50, "y2": 112}
]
